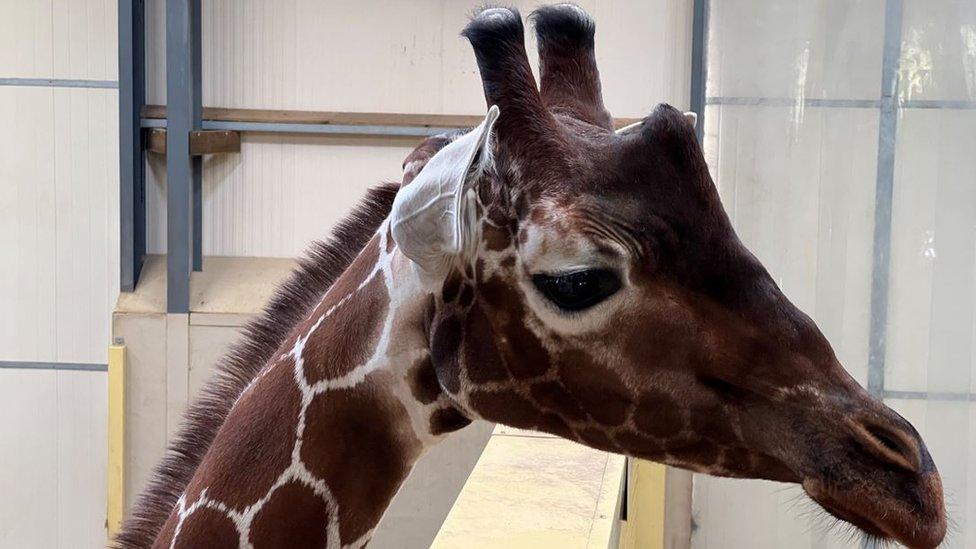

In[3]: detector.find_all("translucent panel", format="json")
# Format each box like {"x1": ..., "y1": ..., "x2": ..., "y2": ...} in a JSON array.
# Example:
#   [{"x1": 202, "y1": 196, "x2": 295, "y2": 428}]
[
  {"x1": 706, "y1": 0, "x2": 885, "y2": 100},
  {"x1": 900, "y1": 0, "x2": 976, "y2": 103},
  {"x1": 887, "y1": 110, "x2": 976, "y2": 393},
  {"x1": 695, "y1": 0, "x2": 976, "y2": 547}
]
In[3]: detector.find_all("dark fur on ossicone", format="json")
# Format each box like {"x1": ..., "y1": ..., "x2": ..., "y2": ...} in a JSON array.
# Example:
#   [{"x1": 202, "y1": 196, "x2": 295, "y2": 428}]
[{"x1": 112, "y1": 183, "x2": 399, "y2": 549}]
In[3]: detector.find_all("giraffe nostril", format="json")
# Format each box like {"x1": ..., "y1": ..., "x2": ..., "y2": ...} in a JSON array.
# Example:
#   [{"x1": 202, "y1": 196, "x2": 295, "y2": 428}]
[{"x1": 850, "y1": 418, "x2": 921, "y2": 474}]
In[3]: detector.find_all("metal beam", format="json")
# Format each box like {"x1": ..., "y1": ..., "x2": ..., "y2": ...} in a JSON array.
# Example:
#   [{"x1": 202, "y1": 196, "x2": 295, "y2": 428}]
[
  {"x1": 203, "y1": 119, "x2": 459, "y2": 137},
  {"x1": 704, "y1": 96, "x2": 976, "y2": 110},
  {"x1": 165, "y1": 0, "x2": 201, "y2": 313},
  {"x1": 706, "y1": 97, "x2": 880, "y2": 108},
  {"x1": 884, "y1": 390, "x2": 976, "y2": 402},
  {"x1": 867, "y1": 0, "x2": 904, "y2": 398},
  {"x1": 0, "y1": 78, "x2": 118, "y2": 89},
  {"x1": 0, "y1": 361, "x2": 108, "y2": 372},
  {"x1": 119, "y1": 0, "x2": 146, "y2": 292},
  {"x1": 191, "y1": 0, "x2": 203, "y2": 272},
  {"x1": 689, "y1": 0, "x2": 709, "y2": 141}
]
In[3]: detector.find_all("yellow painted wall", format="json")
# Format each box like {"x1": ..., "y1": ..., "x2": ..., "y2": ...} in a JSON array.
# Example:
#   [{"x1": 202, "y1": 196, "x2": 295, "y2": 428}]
[{"x1": 618, "y1": 460, "x2": 667, "y2": 549}]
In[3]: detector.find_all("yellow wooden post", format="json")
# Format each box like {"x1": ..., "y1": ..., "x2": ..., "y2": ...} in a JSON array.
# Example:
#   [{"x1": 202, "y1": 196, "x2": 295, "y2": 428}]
[
  {"x1": 107, "y1": 342, "x2": 126, "y2": 541},
  {"x1": 618, "y1": 459, "x2": 667, "y2": 549}
]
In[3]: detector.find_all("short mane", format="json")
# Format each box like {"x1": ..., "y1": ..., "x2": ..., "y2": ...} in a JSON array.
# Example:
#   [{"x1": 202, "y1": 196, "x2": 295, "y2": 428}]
[{"x1": 113, "y1": 183, "x2": 400, "y2": 549}]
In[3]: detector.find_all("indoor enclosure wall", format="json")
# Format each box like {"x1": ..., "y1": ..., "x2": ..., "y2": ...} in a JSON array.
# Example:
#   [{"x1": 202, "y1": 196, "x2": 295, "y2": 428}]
[{"x1": 692, "y1": 0, "x2": 976, "y2": 547}]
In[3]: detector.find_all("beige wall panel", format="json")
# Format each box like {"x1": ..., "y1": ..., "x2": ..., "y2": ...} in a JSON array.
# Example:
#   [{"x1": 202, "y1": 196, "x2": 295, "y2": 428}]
[
  {"x1": 165, "y1": 314, "x2": 190, "y2": 439},
  {"x1": 146, "y1": 0, "x2": 691, "y2": 115},
  {"x1": 188, "y1": 323, "x2": 243, "y2": 397},
  {"x1": 113, "y1": 312, "x2": 170, "y2": 511}
]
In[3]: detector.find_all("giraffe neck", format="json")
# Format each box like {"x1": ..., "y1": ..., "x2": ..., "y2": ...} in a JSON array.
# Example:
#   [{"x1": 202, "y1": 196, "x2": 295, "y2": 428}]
[{"x1": 154, "y1": 222, "x2": 464, "y2": 549}]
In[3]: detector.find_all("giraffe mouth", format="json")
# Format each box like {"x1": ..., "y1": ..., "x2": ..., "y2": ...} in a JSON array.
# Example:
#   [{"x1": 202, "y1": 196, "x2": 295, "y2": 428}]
[{"x1": 802, "y1": 477, "x2": 946, "y2": 549}]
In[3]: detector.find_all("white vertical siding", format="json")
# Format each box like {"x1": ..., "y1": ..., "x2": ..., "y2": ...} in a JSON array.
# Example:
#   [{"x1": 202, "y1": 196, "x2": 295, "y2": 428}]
[
  {"x1": 144, "y1": 0, "x2": 693, "y2": 257},
  {"x1": 0, "y1": 86, "x2": 119, "y2": 364},
  {"x1": 0, "y1": 0, "x2": 118, "y2": 547},
  {"x1": 0, "y1": 369, "x2": 108, "y2": 548}
]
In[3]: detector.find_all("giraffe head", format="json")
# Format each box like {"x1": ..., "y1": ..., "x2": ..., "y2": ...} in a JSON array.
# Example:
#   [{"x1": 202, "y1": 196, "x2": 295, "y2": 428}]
[{"x1": 391, "y1": 5, "x2": 944, "y2": 547}]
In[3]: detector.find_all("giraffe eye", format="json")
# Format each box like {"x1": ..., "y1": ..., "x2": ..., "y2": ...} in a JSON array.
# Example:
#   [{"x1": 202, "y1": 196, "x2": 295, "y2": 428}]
[{"x1": 532, "y1": 269, "x2": 621, "y2": 312}]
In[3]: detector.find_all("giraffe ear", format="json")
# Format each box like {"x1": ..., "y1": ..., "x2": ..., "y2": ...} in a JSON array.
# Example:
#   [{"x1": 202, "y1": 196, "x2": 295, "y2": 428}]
[{"x1": 390, "y1": 105, "x2": 499, "y2": 282}]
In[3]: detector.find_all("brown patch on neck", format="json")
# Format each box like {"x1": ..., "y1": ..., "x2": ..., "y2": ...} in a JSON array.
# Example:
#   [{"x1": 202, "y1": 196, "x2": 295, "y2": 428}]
[
  {"x1": 301, "y1": 379, "x2": 422, "y2": 544},
  {"x1": 249, "y1": 481, "x2": 333, "y2": 548},
  {"x1": 302, "y1": 269, "x2": 389, "y2": 385},
  {"x1": 183, "y1": 357, "x2": 301, "y2": 510}
]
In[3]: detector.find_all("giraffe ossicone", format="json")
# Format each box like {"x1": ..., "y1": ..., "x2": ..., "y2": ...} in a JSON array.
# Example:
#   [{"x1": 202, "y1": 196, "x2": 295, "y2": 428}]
[{"x1": 117, "y1": 5, "x2": 946, "y2": 549}]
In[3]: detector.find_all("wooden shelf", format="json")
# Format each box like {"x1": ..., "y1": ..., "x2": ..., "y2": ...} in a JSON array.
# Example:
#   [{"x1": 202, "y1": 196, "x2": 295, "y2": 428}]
[{"x1": 141, "y1": 104, "x2": 641, "y2": 131}]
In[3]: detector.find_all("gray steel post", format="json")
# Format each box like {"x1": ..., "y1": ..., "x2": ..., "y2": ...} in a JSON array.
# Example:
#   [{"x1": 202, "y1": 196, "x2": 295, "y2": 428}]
[
  {"x1": 191, "y1": 0, "x2": 203, "y2": 271},
  {"x1": 165, "y1": 0, "x2": 200, "y2": 313},
  {"x1": 690, "y1": 0, "x2": 709, "y2": 142},
  {"x1": 867, "y1": 0, "x2": 904, "y2": 398},
  {"x1": 119, "y1": 0, "x2": 146, "y2": 292}
]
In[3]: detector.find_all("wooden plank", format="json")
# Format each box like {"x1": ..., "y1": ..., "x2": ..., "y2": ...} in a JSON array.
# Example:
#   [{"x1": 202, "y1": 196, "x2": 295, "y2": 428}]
[
  {"x1": 190, "y1": 130, "x2": 240, "y2": 155},
  {"x1": 141, "y1": 104, "x2": 642, "y2": 130},
  {"x1": 146, "y1": 128, "x2": 241, "y2": 155},
  {"x1": 146, "y1": 128, "x2": 166, "y2": 154}
]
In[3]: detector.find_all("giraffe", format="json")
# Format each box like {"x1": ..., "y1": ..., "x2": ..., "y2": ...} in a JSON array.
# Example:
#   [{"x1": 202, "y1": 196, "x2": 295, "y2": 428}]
[{"x1": 116, "y1": 5, "x2": 946, "y2": 549}]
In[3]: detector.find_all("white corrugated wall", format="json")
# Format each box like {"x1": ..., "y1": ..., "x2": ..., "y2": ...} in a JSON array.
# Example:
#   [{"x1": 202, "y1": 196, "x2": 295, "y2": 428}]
[
  {"x1": 142, "y1": 0, "x2": 693, "y2": 258},
  {"x1": 0, "y1": 0, "x2": 117, "y2": 547}
]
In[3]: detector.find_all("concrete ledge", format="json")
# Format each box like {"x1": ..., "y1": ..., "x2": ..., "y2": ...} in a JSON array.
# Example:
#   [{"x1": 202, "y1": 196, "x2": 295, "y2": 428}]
[
  {"x1": 116, "y1": 254, "x2": 296, "y2": 317},
  {"x1": 432, "y1": 426, "x2": 626, "y2": 549}
]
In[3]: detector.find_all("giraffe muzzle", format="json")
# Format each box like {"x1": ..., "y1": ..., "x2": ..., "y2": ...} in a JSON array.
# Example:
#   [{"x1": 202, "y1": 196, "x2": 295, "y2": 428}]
[{"x1": 799, "y1": 405, "x2": 946, "y2": 548}]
